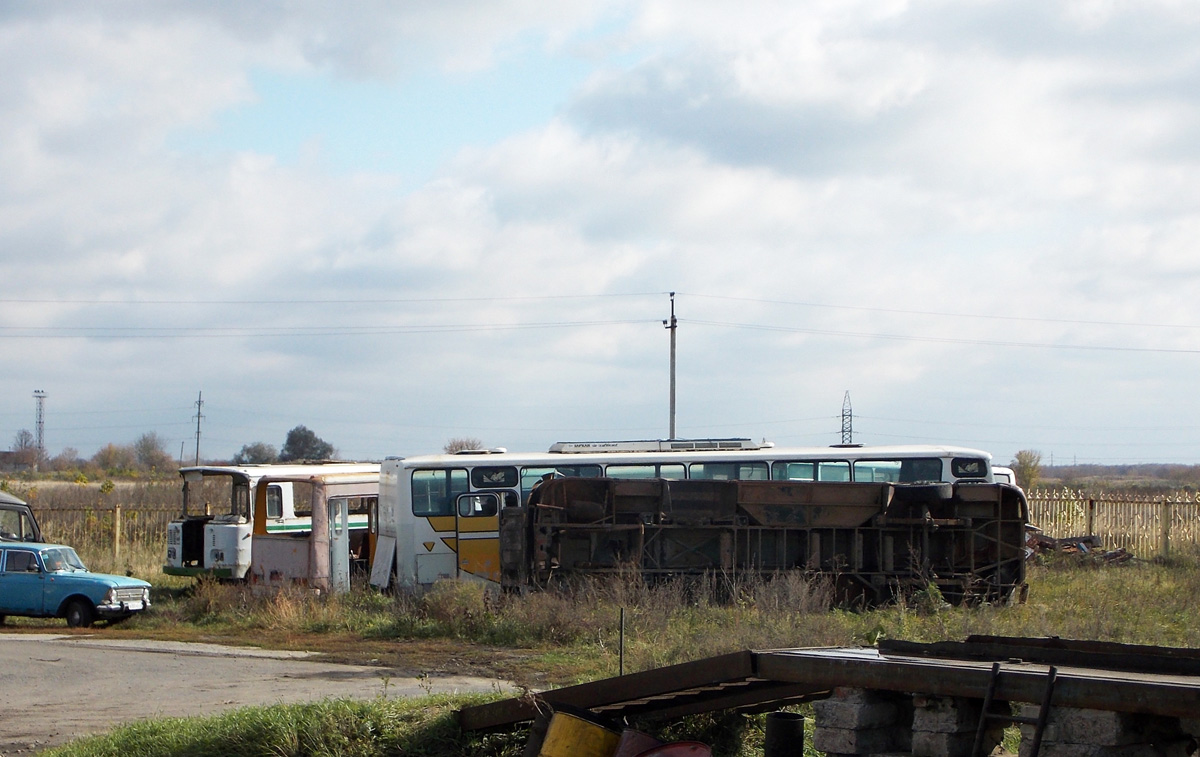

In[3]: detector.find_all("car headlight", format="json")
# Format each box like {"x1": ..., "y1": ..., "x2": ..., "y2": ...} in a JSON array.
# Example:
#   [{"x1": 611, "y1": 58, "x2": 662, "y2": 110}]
[
  {"x1": 103, "y1": 588, "x2": 116, "y2": 604},
  {"x1": 143, "y1": 587, "x2": 151, "y2": 605}
]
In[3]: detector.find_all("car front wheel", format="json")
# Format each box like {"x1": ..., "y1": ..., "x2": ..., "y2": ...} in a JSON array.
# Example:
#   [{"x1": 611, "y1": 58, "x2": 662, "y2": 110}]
[{"x1": 64, "y1": 599, "x2": 95, "y2": 628}]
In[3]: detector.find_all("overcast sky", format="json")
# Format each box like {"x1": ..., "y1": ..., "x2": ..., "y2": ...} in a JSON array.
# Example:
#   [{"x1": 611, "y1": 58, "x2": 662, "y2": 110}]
[{"x1": 2, "y1": 1, "x2": 1199, "y2": 466}]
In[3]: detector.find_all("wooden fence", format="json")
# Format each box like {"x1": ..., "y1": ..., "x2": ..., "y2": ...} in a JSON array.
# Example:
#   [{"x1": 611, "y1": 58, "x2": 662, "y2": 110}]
[{"x1": 1027, "y1": 488, "x2": 1200, "y2": 559}]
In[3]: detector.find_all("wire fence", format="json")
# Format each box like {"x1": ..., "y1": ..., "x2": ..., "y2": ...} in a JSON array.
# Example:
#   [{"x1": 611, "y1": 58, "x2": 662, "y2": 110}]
[
  {"x1": 4, "y1": 479, "x2": 180, "y2": 570},
  {"x1": 1027, "y1": 488, "x2": 1200, "y2": 559},
  {"x1": 32, "y1": 505, "x2": 178, "y2": 562},
  {"x1": 11, "y1": 481, "x2": 1200, "y2": 566}
]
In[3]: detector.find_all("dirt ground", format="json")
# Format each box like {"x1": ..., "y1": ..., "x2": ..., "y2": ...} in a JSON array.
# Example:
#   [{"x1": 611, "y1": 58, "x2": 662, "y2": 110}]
[{"x1": 0, "y1": 633, "x2": 515, "y2": 755}]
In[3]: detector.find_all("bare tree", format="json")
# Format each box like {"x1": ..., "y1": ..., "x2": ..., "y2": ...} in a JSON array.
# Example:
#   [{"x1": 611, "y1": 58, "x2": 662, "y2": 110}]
[
  {"x1": 134, "y1": 432, "x2": 175, "y2": 472},
  {"x1": 11, "y1": 429, "x2": 38, "y2": 468},
  {"x1": 443, "y1": 437, "x2": 484, "y2": 453},
  {"x1": 49, "y1": 447, "x2": 82, "y2": 472}
]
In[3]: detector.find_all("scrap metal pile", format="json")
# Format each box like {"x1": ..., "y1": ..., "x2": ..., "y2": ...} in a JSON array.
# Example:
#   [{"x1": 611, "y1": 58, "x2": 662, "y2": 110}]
[
  {"x1": 500, "y1": 478, "x2": 1029, "y2": 605},
  {"x1": 1025, "y1": 530, "x2": 1134, "y2": 564}
]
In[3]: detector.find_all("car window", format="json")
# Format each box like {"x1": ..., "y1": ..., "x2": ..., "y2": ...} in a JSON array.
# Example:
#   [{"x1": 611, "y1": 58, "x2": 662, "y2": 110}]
[{"x1": 4, "y1": 550, "x2": 38, "y2": 572}]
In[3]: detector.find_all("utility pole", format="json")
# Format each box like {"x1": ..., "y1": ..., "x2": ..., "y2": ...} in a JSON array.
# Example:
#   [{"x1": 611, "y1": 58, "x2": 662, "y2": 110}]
[
  {"x1": 841, "y1": 391, "x2": 853, "y2": 444},
  {"x1": 663, "y1": 292, "x2": 677, "y2": 440},
  {"x1": 193, "y1": 391, "x2": 204, "y2": 465}
]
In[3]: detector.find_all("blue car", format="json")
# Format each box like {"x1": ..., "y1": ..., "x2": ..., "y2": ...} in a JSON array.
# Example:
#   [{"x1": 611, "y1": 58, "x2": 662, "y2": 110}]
[{"x1": 0, "y1": 541, "x2": 151, "y2": 627}]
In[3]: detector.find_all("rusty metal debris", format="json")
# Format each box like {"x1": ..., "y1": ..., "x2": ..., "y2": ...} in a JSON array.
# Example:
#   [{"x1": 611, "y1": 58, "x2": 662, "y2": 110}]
[{"x1": 1026, "y1": 531, "x2": 1133, "y2": 564}]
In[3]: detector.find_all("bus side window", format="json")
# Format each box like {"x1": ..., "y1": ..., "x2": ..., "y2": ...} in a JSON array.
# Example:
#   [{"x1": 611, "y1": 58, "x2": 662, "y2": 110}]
[
  {"x1": 690, "y1": 462, "x2": 768, "y2": 480},
  {"x1": 458, "y1": 493, "x2": 499, "y2": 518},
  {"x1": 607, "y1": 464, "x2": 686, "y2": 479},
  {"x1": 817, "y1": 461, "x2": 850, "y2": 482},
  {"x1": 412, "y1": 469, "x2": 468, "y2": 516},
  {"x1": 519, "y1": 465, "x2": 601, "y2": 504},
  {"x1": 900, "y1": 458, "x2": 943, "y2": 483},
  {"x1": 266, "y1": 485, "x2": 283, "y2": 519},
  {"x1": 951, "y1": 457, "x2": 988, "y2": 479},
  {"x1": 772, "y1": 461, "x2": 814, "y2": 481}
]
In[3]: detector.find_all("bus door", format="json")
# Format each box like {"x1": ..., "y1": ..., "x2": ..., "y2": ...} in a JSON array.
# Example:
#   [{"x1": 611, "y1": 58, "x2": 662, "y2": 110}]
[
  {"x1": 454, "y1": 465, "x2": 517, "y2": 583},
  {"x1": 328, "y1": 496, "x2": 350, "y2": 593}
]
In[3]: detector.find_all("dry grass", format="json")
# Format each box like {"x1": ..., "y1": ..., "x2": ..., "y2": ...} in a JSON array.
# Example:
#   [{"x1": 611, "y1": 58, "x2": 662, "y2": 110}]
[{"x1": 1, "y1": 477, "x2": 177, "y2": 581}]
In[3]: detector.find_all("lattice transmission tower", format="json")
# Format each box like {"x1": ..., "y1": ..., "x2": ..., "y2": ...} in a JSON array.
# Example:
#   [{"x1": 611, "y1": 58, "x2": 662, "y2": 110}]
[
  {"x1": 33, "y1": 389, "x2": 46, "y2": 455},
  {"x1": 841, "y1": 391, "x2": 853, "y2": 444}
]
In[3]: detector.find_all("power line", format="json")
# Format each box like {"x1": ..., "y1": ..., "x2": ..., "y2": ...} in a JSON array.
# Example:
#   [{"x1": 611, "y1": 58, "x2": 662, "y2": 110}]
[
  {"x1": 0, "y1": 292, "x2": 665, "y2": 306},
  {"x1": 678, "y1": 292, "x2": 1200, "y2": 331},
  {"x1": 684, "y1": 318, "x2": 1200, "y2": 355},
  {"x1": 0, "y1": 318, "x2": 659, "y2": 339}
]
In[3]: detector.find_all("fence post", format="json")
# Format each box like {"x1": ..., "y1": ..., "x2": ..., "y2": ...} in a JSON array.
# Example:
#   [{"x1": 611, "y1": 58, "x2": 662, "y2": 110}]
[
  {"x1": 114, "y1": 504, "x2": 122, "y2": 563},
  {"x1": 1086, "y1": 499, "x2": 1095, "y2": 536},
  {"x1": 1160, "y1": 499, "x2": 1170, "y2": 561}
]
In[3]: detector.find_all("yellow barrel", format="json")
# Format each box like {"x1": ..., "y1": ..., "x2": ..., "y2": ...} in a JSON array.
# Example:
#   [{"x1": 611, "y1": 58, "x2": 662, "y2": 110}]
[{"x1": 539, "y1": 711, "x2": 621, "y2": 757}]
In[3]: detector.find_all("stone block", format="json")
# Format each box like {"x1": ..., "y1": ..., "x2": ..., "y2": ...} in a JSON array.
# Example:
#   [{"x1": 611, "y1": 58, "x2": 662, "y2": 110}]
[
  {"x1": 1016, "y1": 707, "x2": 1143, "y2": 747},
  {"x1": 1180, "y1": 718, "x2": 1200, "y2": 738},
  {"x1": 830, "y1": 687, "x2": 899, "y2": 704},
  {"x1": 912, "y1": 729, "x2": 980, "y2": 757},
  {"x1": 814, "y1": 698, "x2": 901, "y2": 730},
  {"x1": 813, "y1": 726, "x2": 899, "y2": 755},
  {"x1": 913, "y1": 696, "x2": 985, "y2": 733}
]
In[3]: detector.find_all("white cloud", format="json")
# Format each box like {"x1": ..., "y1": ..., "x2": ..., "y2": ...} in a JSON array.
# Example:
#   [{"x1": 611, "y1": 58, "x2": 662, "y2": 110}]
[{"x1": 1, "y1": 1, "x2": 1199, "y2": 462}]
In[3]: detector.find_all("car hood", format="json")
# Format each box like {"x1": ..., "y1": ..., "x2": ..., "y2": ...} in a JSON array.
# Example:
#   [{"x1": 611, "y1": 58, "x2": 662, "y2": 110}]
[{"x1": 47, "y1": 571, "x2": 151, "y2": 589}]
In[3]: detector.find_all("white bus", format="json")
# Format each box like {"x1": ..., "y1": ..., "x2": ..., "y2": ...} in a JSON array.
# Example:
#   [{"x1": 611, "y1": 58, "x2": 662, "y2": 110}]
[
  {"x1": 164, "y1": 462, "x2": 380, "y2": 579},
  {"x1": 247, "y1": 468, "x2": 382, "y2": 592},
  {"x1": 368, "y1": 439, "x2": 993, "y2": 591}
]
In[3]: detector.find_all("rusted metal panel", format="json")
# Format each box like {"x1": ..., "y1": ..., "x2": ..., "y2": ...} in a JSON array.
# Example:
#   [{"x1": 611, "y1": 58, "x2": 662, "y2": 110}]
[
  {"x1": 460, "y1": 638, "x2": 1200, "y2": 734},
  {"x1": 521, "y1": 478, "x2": 1027, "y2": 605},
  {"x1": 756, "y1": 648, "x2": 1200, "y2": 719},
  {"x1": 458, "y1": 651, "x2": 757, "y2": 732},
  {"x1": 883, "y1": 635, "x2": 1200, "y2": 677},
  {"x1": 735, "y1": 481, "x2": 888, "y2": 528}
]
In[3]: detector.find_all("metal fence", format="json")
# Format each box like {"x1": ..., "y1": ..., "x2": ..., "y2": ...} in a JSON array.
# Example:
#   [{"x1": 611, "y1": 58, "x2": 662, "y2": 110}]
[
  {"x1": 1027, "y1": 488, "x2": 1200, "y2": 559},
  {"x1": 31, "y1": 505, "x2": 176, "y2": 563}
]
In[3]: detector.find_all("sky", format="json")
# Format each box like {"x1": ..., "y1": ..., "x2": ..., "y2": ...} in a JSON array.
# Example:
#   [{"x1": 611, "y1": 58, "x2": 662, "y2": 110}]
[{"x1": 1, "y1": 0, "x2": 1199, "y2": 467}]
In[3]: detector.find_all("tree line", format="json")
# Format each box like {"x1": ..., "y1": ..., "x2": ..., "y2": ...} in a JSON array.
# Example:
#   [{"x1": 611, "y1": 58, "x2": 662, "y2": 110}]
[{"x1": 5, "y1": 425, "x2": 339, "y2": 477}]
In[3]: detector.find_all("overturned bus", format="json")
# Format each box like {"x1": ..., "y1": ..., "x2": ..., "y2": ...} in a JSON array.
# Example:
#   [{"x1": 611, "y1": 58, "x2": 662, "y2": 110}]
[{"x1": 499, "y1": 477, "x2": 1028, "y2": 604}]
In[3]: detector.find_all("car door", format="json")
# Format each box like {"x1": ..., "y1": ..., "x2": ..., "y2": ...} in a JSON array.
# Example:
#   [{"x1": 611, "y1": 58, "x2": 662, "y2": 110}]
[{"x1": 0, "y1": 548, "x2": 46, "y2": 615}]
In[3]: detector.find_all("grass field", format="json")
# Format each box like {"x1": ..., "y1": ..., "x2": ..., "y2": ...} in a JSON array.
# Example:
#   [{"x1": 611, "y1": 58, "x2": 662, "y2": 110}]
[
  {"x1": 33, "y1": 554, "x2": 1200, "y2": 757},
  {"x1": 10, "y1": 477, "x2": 1200, "y2": 755}
]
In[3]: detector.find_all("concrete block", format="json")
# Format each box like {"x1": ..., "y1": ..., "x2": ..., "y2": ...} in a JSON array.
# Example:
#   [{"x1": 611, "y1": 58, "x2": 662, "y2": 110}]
[
  {"x1": 814, "y1": 698, "x2": 901, "y2": 730},
  {"x1": 1017, "y1": 706, "x2": 1143, "y2": 747},
  {"x1": 813, "y1": 726, "x2": 898, "y2": 755},
  {"x1": 912, "y1": 729, "x2": 980, "y2": 757},
  {"x1": 831, "y1": 687, "x2": 899, "y2": 704},
  {"x1": 913, "y1": 696, "x2": 985, "y2": 733}
]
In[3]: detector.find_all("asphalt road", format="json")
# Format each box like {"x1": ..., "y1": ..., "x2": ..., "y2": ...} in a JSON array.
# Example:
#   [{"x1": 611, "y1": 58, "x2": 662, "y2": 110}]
[{"x1": 0, "y1": 633, "x2": 512, "y2": 755}]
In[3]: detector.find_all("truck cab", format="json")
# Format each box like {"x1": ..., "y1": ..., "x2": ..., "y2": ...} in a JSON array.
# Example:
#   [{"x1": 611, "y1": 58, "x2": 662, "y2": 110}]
[{"x1": 0, "y1": 491, "x2": 42, "y2": 543}]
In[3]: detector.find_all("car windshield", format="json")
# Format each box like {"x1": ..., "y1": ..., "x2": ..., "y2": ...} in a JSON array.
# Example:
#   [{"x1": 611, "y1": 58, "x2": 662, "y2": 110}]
[{"x1": 40, "y1": 547, "x2": 87, "y2": 572}]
